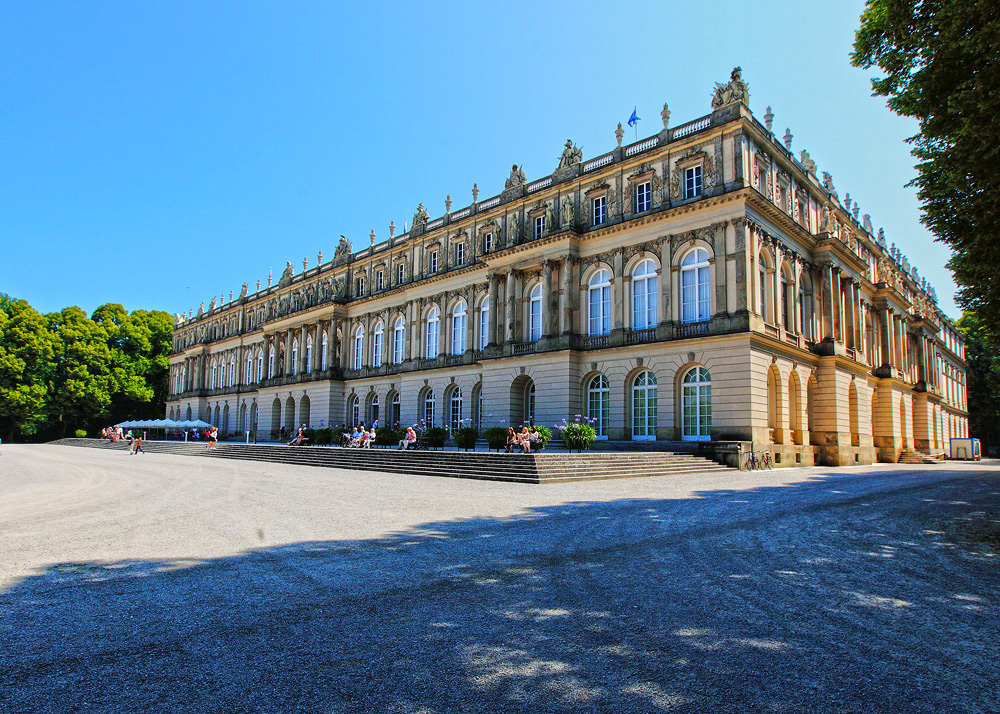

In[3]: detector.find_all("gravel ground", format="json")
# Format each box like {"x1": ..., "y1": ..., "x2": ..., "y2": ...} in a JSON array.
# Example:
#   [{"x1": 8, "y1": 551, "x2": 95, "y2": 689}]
[{"x1": 1, "y1": 444, "x2": 998, "y2": 713}]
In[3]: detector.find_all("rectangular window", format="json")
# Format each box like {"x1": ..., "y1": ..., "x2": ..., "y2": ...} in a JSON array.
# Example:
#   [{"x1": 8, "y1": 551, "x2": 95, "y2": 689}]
[
  {"x1": 592, "y1": 196, "x2": 606, "y2": 226},
  {"x1": 534, "y1": 216, "x2": 545, "y2": 239},
  {"x1": 757, "y1": 166, "x2": 767, "y2": 193},
  {"x1": 456, "y1": 242, "x2": 465, "y2": 266},
  {"x1": 356, "y1": 276, "x2": 365, "y2": 296},
  {"x1": 778, "y1": 183, "x2": 788, "y2": 212},
  {"x1": 484, "y1": 232, "x2": 493, "y2": 253},
  {"x1": 375, "y1": 271, "x2": 384, "y2": 291},
  {"x1": 635, "y1": 182, "x2": 652, "y2": 212},
  {"x1": 396, "y1": 263, "x2": 405, "y2": 285},
  {"x1": 430, "y1": 251, "x2": 439, "y2": 273},
  {"x1": 684, "y1": 166, "x2": 703, "y2": 199}
]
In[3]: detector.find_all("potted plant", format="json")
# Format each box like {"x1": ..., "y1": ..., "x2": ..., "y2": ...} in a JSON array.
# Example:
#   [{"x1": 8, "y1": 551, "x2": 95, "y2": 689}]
[
  {"x1": 423, "y1": 426, "x2": 448, "y2": 449},
  {"x1": 554, "y1": 416, "x2": 597, "y2": 452},
  {"x1": 484, "y1": 427, "x2": 508, "y2": 452},
  {"x1": 454, "y1": 426, "x2": 479, "y2": 451}
]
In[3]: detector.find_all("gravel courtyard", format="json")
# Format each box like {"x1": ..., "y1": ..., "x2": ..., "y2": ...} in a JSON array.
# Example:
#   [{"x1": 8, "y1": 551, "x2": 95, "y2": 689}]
[{"x1": 1, "y1": 444, "x2": 998, "y2": 713}]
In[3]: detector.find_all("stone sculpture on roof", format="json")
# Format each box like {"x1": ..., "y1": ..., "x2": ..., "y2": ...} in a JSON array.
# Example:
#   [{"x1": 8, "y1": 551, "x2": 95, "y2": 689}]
[
  {"x1": 556, "y1": 140, "x2": 583, "y2": 170},
  {"x1": 279, "y1": 261, "x2": 294, "y2": 287},
  {"x1": 711, "y1": 67, "x2": 750, "y2": 109},
  {"x1": 335, "y1": 235, "x2": 352, "y2": 260},
  {"x1": 504, "y1": 164, "x2": 527, "y2": 190},
  {"x1": 411, "y1": 204, "x2": 430, "y2": 233}
]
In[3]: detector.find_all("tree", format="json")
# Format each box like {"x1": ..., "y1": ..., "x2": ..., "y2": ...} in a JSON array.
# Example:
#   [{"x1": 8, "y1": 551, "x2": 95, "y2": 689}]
[
  {"x1": 853, "y1": 1, "x2": 1000, "y2": 339},
  {"x1": 0, "y1": 295, "x2": 56, "y2": 441},
  {"x1": 957, "y1": 313, "x2": 1000, "y2": 455}
]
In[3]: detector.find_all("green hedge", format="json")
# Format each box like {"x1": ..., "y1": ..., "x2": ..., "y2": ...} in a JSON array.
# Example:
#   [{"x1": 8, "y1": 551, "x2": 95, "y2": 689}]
[
  {"x1": 484, "y1": 427, "x2": 508, "y2": 451},
  {"x1": 423, "y1": 426, "x2": 448, "y2": 448}
]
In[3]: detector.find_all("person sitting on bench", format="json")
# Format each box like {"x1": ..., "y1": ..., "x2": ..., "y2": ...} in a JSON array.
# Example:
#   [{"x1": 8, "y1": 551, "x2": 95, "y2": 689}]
[{"x1": 398, "y1": 426, "x2": 417, "y2": 450}]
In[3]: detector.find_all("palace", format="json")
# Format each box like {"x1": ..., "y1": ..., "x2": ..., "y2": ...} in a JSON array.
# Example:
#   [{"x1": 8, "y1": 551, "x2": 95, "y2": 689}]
[{"x1": 166, "y1": 68, "x2": 968, "y2": 466}]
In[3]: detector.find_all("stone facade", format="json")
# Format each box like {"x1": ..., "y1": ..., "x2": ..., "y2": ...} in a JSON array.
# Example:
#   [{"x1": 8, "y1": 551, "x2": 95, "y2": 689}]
[{"x1": 166, "y1": 70, "x2": 969, "y2": 466}]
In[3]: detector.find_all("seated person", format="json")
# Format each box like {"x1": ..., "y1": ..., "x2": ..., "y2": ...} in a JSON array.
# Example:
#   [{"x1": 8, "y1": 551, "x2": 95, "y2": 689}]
[
  {"x1": 505, "y1": 427, "x2": 518, "y2": 453},
  {"x1": 360, "y1": 428, "x2": 375, "y2": 448},
  {"x1": 528, "y1": 426, "x2": 540, "y2": 450},
  {"x1": 520, "y1": 426, "x2": 532, "y2": 454},
  {"x1": 342, "y1": 429, "x2": 353, "y2": 447},
  {"x1": 398, "y1": 426, "x2": 417, "y2": 450}
]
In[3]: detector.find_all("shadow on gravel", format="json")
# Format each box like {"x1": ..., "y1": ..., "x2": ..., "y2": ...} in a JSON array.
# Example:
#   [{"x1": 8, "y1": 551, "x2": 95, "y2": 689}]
[{"x1": 2, "y1": 470, "x2": 999, "y2": 713}]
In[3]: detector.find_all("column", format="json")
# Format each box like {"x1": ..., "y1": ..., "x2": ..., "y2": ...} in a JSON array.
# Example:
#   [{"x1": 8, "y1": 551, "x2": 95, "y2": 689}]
[
  {"x1": 300, "y1": 325, "x2": 308, "y2": 374},
  {"x1": 541, "y1": 260, "x2": 553, "y2": 337},
  {"x1": 487, "y1": 273, "x2": 499, "y2": 346},
  {"x1": 505, "y1": 269, "x2": 516, "y2": 343}
]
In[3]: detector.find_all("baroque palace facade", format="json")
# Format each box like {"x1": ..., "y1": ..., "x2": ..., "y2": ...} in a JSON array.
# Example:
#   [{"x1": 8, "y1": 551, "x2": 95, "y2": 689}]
[{"x1": 166, "y1": 68, "x2": 968, "y2": 466}]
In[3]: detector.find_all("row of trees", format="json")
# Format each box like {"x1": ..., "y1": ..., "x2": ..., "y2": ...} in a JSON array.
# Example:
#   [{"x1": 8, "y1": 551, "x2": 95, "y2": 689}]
[{"x1": 0, "y1": 294, "x2": 173, "y2": 442}]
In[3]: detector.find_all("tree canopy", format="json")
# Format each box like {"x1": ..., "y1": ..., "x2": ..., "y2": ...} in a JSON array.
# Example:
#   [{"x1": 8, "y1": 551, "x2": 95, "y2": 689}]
[
  {"x1": 852, "y1": 0, "x2": 1000, "y2": 340},
  {"x1": 0, "y1": 294, "x2": 172, "y2": 441}
]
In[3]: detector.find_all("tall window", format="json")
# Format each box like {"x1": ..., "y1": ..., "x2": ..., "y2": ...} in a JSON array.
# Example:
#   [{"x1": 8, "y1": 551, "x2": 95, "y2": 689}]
[
  {"x1": 396, "y1": 263, "x2": 405, "y2": 285},
  {"x1": 393, "y1": 317, "x2": 405, "y2": 364},
  {"x1": 373, "y1": 323, "x2": 384, "y2": 368},
  {"x1": 450, "y1": 388, "x2": 462, "y2": 431},
  {"x1": 588, "y1": 375, "x2": 610, "y2": 439},
  {"x1": 321, "y1": 333, "x2": 328, "y2": 371},
  {"x1": 592, "y1": 196, "x2": 606, "y2": 226},
  {"x1": 588, "y1": 269, "x2": 612, "y2": 336},
  {"x1": 305, "y1": 336, "x2": 313, "y2": 373},
  {"x1": 528, "y1": 284, "x2": 542, "y2": 342},
  {"x1": 370, "y1": 394, "x2": 379, "y2": 426},
  {"x1": 268, "y1": 347, "x2": 275, "y2": 379},
  {"x1": 682, "y1": 366, "x2": 712, "y2": 441},
  {"x1": 391, "y1": 392, "x2": 400, "y2": 427},
  {"x1": 685, "y1": 166, "x2": 703, "y2": 199},
  {"x1": 758, "y1": 254, "x2": 768, "y2": 318},
  {"x1": 425, "y1": 307, "x2": 440, "y2": 358},
  {"x1": 423, "y1": 390, "x2": 435, "y2": 426},
  {"x1": 256, "y1": 349, "x2": 264, "y2": 382},
  {"x1": 228, "y1": 356, "x2": 235, "y2": 387},
  {"x1": 635, "y1": 181, "x2": 652, "y2": 212},
  {"x1": 352, "y1": 327, "x2": 364, "y2": 370},
  {"x1": 478, "y1": 297, "x2": 490, "y2": 350},
  {"x1": 349, "y1": 395, "x2": 360, "y2": 426},
  {"x1": 210, "y1": 361, "x2": 218, "y2": 390},
  {"x1": 430, "y1": 251, "x2": 439, "y2": 273},
  {"x1": 631, "y1": 259, "x2": 658, "y2": 329},
  {"x1": 246, "y1": 351, "x2": 254, "y2": 384},
  {"x1": 632, "y1": 371, "x2": 657, "y2": 440},
  {"x1": 484, "y1": 232, "x2": 493, "y2": 253},
  {"x1": 291, "y1": 340, "x2": 299, "y2": 376},
  {"x1": 526, "y1": 383, "x2": 535, "y2": 425},
  {"x1": 375, "y1": 271, "x2": 384, "y2": 291},
  {"x1": 455, "y1": 243, "x2": 465, "y2": 266},
  {"x1": 680, "y1": 248, "x2": 711, "y2": 323},
  {"x1": 356, "y1": 276, "x2": 365, "y2": 296},
  {"x1": 780, "y1": 269, "x2": 791, "y2": 329},
  {"x1": 451, "y1": 302, "x2": 467, "y2": 355},
  {"x1": 534, "y1": 216, "x2": 545, "y2": 239}
]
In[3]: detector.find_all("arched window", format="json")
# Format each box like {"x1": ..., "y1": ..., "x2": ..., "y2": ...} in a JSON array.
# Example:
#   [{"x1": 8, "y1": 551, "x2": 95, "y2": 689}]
[
  {"x1": 373, "y1": 322, "x2": 384, "y2": 368},
  {"x1": 680, "y1": 248, "x2": 711, "y2": 323},
  {"x1": 291, "y1": 340, "x2": 299, "y2": 376},
  {"x1": 267, "y1": 347, "x2": 275, "y2": 379},
  {"x1": 423, "y1": 389, "x2": 435, "y2": 426},
  {"x1": 588, "y1": 269, "x2": 612, "y2": 336},
  {"x1": 228, "y1": 355, "x2": 235, "y2": 387},
  {"x1": 799, "y1": 276, "x2": 814, "y2": 340},
  {"x1": 392, "y1": 317, "x2": 406, "y2": 364},
  {"x1": 681, "y1": 366, "x2": 712, "y2": 441},
  {"x1": 525, "y1": 382, "x2": 536, "y2": 425},
  {"x1": 353, "y1": 327, "x2": 364, "y2": 370},
  {"x1": 780, "y1": 267, "x2": 791, "y2": 329},
  {"x1": 210, "y1": 360, "x2": 218, "y2": 390},
  {"x1": 390, "y1": 391, "x2": 401, "y2": 427},
  {"x1": 370, "y1": 393, "x2": 380, "y2": 426},
  {"x1": 451, "y1": 302, "x2": 467, "y2": 355},
  {"x1": 305, "y1": 335, "x2": 313, "y2": 373},
  {"x1": 256, "y1": 349, "x2": 264, "y2": 383},
  {"x1": 588, "y1": 375, "x2": 610, "y2": 439},
  {"x1": 450, "y1": 388, "x2": 463, "y2": 431},
  {"x1": 758, "y1": 251, "x2": 769, "y2": 318},
  {"x1": 425, "y1": 308, "x2": 440, "y2": 359},
  {"x1": 631, "y1": 259, "x2": 658, "y2": 329},
  {"x1": 348, "y1": 394, "x2": 360, "y2": 426},
  {"x1": 321, "y1": 332, "x2": 328, "y2": 371},
  {"x1": 478, "y1": 297, "x2": 490, "y2": 350},
  {"x1": 632, "y1": 371, "x2": 658, "y2": 440},
  {"x1": 246, "y1": 351, "x2": 254, "y2": 385},
  {"x1": 528, "y1": 284, "x2": 542, "y2": 342}
]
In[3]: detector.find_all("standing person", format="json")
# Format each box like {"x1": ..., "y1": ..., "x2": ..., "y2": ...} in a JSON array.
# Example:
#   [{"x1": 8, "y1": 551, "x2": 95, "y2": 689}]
[{"x1": 125, "y1": 429, "x2": 134, "y2": 453}]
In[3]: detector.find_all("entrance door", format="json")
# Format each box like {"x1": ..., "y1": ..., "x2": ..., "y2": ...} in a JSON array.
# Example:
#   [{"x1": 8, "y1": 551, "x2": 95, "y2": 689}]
[
  {"x1": 682, "y1": 367, "x2": 712, "y2": 441},
  {"x1": 632, "y1": 371, "x2": 657, "y2": 440}
]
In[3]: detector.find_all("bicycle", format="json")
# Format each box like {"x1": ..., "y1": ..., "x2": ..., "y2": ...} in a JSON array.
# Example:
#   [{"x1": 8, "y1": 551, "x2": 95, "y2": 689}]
[{"x1": 741, "y1": 449, "x2": 773, "y2": 471}]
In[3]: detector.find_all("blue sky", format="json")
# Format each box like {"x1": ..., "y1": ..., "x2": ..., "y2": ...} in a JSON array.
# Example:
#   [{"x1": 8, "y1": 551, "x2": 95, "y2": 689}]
[{"x1": 0, "y1": 0, "x2": 961, "y2": 319}]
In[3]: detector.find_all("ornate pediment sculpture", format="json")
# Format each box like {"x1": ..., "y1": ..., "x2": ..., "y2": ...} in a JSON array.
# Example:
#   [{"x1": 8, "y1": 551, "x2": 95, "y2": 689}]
[{"x1": 711, "y1": 66, "x2": 750, "y2": 109}]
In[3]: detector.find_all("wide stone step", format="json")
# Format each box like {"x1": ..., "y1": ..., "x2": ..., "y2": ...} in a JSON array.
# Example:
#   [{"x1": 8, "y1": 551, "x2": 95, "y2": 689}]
[{"x1": 50, "y1": 438, "x2": 735, "y2": 484}]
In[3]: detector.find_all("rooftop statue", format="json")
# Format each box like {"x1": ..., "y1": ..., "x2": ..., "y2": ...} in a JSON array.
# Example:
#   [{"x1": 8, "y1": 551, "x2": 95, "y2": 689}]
[
  {"x1": 556, "y1": 140, "x2": 583, "y2": 170},
  {"x1": 711, "y1": 66, "x2": 750, "y2": 110},
  {"x1": 240, "y1": 282, "x2": 248, "y2": 299},
  {"x1": 279, "y1": 261, "x2": 294, "y2": 287},
  {"x1": 504, "y1": 164, "x2": 527, "y2": 190},
  {"x1": 335, "y1": 235, "x2": 352, "y2": 260},
  {"x1": 411, "y1": 204, "x2": 430, "y2": 233}
]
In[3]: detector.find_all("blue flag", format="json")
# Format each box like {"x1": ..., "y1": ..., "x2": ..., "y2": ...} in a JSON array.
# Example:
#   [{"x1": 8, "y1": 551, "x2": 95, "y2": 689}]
[{"x1": 628, "y1": 107, "x2": 640, "y2": 128}]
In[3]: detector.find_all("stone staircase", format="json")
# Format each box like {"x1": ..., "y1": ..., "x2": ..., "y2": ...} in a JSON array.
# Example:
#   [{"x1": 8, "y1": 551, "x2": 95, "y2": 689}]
[
  {"x1": 897, "y1": 450, "x2": 944, "y2": 465},
  {"x1": 51, "y1": 438, "x2": 733, "y2": 484}
]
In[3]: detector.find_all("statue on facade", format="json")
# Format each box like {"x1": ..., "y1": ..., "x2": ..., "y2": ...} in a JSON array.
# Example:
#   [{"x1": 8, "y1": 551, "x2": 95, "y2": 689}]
[
  {"x1": 335, "y1": 235, "x2": 352, "y2": 260},
  {"x1": 799, "y1": 149, "x2": 816, "y2": 174},
  {"x1": 821, "y1": 205, "x2": 836, "y2": 233},
  {"x1": 279, "y1": 261, "x2": 294, "y2": 287},
  {"x1": 556, "y1": 140, "x2": 583, "y2": 170},
  {"x1": 561, "y1": 196, "x2": 574, "y2": 226},
  {"x1": 507, "y1": 213, "x2": 520, "y2": 243},
  {"x1": 877, "y1": 227, "x2": 886, "y2": 246},
  {"x1": 863, "y1": 214, "x2": 874, "y2": 235},
  {"x1": 411, "y1": 204, "x2": 430, "y2": 233},
  {"x1": 197, "y1": 302, "x2": 204, "y2": 318},
  {"x1": 710, "y1": 66, "x2": 750, "y2": 109},
  {"x1": 822, "y1": 172, "x2": 839, "y2": 201},
  {"x1": 504, "y1": 164, "x2": 527, "y2": 190}
]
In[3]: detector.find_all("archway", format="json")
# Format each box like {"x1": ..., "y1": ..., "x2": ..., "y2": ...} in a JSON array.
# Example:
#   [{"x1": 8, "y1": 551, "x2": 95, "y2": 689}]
[
  {"x1": 285, "y1": 396, "x2": 296, "y2": 432},
  {"x1": 299, "y1": 395, "x2": 311, "y2": 427},
  {"x1": 767, "y1": 365, "x2": 782, "y2": 443},
  {"x1": 250, "y1": 402, "x2": 258, "y2": 434},
  {"x1": 509, "y1": 375, "x2": 534, "y2": 428},
  {"x1": 806, "y1": 376, "x2": 817, "y2": 445},
  {"x1": 788, "y1": 371, "x2": 801, "y2": 443},
  {"x1": 222, "y1": 404, "x2": 230, "y2": 435},
  {"x1": 849, "y1": 381, "x2": 859, "y2": 447},
  {"x1": 633, "y1": 370, "x2": 659, "y2": 440},
  {"x1": 270, "y1": 398, "x2": 281, "y2": 437}
]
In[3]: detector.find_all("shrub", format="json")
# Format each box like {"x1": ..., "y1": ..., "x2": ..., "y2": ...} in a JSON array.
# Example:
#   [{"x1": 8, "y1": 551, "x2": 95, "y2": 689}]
[
  {"x1": 484, "y1": 427, "x2": 508, "y2": 451},
  {"x1": 454, "y1": 426, "x2": 478, "y2": 451},
  {"x1": 313, "y1": 428, "x2": 333, "y2": 446},
  {"x1": 375, "y1": 427, "x2": 396, "y2": 447},
  {"x1": 74, "y1": 429, "x2": 87, "y2": 438},
  {"x1": 555, "y1": 417, "x2": 597, "y2": 451},
  {"x1": 423, "y1": 426, "x2": 448, "y2": 448},
  {"x1": 532, "y1": 425, "x2": 552, "y2": 449}
]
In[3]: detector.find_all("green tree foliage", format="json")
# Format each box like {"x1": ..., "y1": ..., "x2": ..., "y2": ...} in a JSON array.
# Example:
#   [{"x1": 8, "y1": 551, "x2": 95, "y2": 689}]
[
  {"x1": 0, "y1": 294, "x2": 173, "y2": 441},
  {"x1": 958, "y1": 312, "x2": 1000, "y2": 454},
  {"x1": 852, "y1": 1, "x2": 1000, "y2": 340}
]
